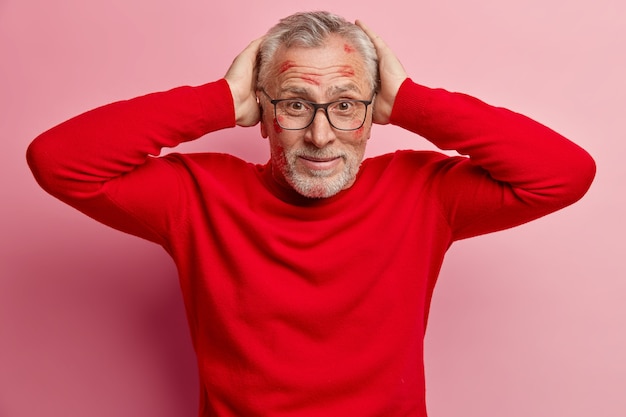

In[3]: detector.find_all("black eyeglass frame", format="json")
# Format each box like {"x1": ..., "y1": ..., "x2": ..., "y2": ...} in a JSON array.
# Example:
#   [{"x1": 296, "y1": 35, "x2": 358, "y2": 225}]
[{"x1": 260, "y1": 89, "x2": 375, "y2": 131}]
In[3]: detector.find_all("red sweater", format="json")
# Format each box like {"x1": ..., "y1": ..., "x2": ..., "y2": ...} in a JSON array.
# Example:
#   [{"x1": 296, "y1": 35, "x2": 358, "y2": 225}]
[{"x1": 27, "y1": 78, "x2": 595, "y2": 417}]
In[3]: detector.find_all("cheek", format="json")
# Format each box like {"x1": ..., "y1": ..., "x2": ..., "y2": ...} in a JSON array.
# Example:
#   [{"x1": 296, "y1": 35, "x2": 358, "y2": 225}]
[{"x1": 351, "y1": 125, "x2": 369, "y2": 141}]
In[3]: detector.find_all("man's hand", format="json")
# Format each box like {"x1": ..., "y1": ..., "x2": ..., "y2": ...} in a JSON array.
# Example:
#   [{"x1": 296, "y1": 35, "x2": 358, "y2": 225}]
[
  {"x1": 355, "y1": 20, "x2": 408, "y2": 125},
  {"x1": 224, "y1": 37, "x2": 264, "y2": 127}
]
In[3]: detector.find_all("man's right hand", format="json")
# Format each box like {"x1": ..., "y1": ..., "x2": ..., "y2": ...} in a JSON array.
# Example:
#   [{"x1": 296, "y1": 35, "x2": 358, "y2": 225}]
[
  {"x1": 355, "y1": 20, "x2": 408, "y2": 125},
  {"x1": 224, "y1": 37, "x2": 264, "y2": 127}
]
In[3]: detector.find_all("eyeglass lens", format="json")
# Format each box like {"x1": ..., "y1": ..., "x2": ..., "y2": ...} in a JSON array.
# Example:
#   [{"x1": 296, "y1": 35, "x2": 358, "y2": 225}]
[{"x1": 275, "y1": 100, "x2": 368, "y2": 130}]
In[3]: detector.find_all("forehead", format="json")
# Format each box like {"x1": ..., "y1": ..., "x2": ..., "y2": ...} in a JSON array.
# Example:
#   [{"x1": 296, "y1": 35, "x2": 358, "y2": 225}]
[{"x1": 269, "y1": 35, "x2": 370, "y2": 96}]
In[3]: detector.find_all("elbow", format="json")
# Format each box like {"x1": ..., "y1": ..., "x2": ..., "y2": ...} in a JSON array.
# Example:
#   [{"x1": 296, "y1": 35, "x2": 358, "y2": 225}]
[
  {"x1": 556, "y1": 147, "x2": 597, "y2": 208},
  {"x1": 572, "y1": 147, "x2": 596, "y2": 198},
  {"x1": 26, "y1": 135, "x2": 53, "y2": 193},
  {"x1": 26, "y1": 132, "x2": 69, "y2": 199}
]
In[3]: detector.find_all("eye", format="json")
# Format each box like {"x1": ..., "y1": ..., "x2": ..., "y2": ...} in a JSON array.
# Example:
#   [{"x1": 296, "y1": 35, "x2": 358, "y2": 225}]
[
  {"x1": 288, "y1": 101, "x2": 305, "y2": 111},
  {"x1": 281, "y1": 100, "x2": 311, "y2": 115},
  {"x1": 339, "y1": 101, "x2": 352, "y2": 111},
  {"x1": 333, "y1": 101, "x2": 356, "y2": 113}
]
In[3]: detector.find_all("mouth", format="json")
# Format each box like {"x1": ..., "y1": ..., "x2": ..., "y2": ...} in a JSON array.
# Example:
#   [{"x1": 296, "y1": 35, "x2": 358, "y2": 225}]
[{"x1": 298, "y1": 155, "x2": 342, "y2": 171}]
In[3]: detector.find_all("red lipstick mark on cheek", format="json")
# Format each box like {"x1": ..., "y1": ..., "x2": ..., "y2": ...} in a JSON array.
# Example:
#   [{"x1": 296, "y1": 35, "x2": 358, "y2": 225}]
[
  {"x1": 279, "y1": 61, "x2": 296, "y2": 73},
  {"x1": 273, "y1": 118, "x2": 283, "y2": 133},
  {"x1": 352, "y1": 125, "x2": 371, "y2": 142}
]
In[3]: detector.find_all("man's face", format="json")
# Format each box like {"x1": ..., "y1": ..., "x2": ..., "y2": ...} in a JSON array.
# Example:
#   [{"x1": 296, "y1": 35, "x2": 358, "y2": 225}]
[{"x1": 259, "y1": 35, "x2": 374, "y2": 199}]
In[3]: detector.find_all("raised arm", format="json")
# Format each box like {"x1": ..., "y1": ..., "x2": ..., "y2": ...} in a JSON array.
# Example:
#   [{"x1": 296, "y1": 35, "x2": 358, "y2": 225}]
[
  {"x1": 356, "y1": 20, "x2": 595, "y2": 239},
  {"x1": 27, "y1": 39, "x2": 263, "y2": 243},
  {"x1": 27, "y1": 81, "x2": 235, "y2": 198}
]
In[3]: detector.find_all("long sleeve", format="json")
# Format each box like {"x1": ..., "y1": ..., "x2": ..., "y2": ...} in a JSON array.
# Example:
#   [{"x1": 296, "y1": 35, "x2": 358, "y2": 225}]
[
  {"x1": 389, "y1": 78, "x2": 596, "y2": 240},
  {"x1": 26, "y1": 79, "x2": 236, "y2": 243}
]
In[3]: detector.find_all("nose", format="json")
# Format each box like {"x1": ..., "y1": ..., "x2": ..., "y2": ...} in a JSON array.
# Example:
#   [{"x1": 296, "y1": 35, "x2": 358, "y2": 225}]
[{"x1": 304, "y1": 109, "x2": 336, "y2": 148}]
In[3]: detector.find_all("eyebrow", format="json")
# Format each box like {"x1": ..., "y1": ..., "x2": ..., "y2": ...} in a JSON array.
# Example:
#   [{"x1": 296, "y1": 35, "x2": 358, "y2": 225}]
[
  {"x1": 277, "y1": 86, "x2": 310, "y2": 97},
  {"x1": 327, "y1": 84, "x2": 363, "y2": 96},
  {"x1": 277, "y1": 84, "x2": 364, "y2": 99}
]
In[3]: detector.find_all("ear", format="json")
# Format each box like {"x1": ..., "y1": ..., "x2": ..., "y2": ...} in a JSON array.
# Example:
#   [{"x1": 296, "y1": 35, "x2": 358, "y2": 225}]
[
  {"x1": 256, "y1": 91, "x2": 269, "y2": 138},
  {"x1": 259, "y1": 108, "x2": 269, "y2": 138}
]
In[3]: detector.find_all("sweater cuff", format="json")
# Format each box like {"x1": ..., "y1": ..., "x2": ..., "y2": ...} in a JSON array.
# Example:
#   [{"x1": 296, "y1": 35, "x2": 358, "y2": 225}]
[
  {"x1": 389, "y1": 78, "x2": 432, "y2": 132},
  {"x1": 194, "y1": 78, "x2": 237, "y2": 132}
]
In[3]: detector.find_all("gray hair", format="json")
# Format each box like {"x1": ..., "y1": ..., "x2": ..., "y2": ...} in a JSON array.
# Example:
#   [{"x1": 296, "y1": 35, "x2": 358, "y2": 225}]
[{"x1": 257, "y1": 11, "x2": 379, "y2": 93}]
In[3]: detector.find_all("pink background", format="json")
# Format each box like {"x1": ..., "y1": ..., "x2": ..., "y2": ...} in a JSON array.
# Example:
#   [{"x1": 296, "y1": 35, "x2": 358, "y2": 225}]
[{"x1": 1, "y1": 0, "x2": 624, "y2": 416}]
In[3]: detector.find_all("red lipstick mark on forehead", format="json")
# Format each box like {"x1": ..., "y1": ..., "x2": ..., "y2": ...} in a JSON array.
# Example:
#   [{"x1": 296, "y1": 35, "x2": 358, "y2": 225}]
[
  {"x1": 279, "y1": 61, "x2": 296, "y2": 73},
  {"x1": 301, "y1": 75, "x2": 321, "y2": 85},
  {"x1": 339, "y1": 66, "x2": 355, "y2": 77},
  {"x1": 343, "y1": 43, "x2": 355, "y2": 53}
]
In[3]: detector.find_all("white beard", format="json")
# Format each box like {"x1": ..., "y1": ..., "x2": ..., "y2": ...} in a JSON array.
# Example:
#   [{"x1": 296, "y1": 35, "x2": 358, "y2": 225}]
[{"x1": 276, "y1": 147, "x2": 362, "y2": 198}]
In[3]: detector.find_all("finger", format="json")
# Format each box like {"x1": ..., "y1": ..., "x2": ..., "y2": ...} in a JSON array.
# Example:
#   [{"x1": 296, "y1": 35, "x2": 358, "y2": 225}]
[
  {"x1": 242, "y1": 36, "x2": 265, "y2": 60},
  {"x1": 356, "y1": 20, "x2": 407, "y2": 125},
  {"x1": 355, "y1": 20, "x2": 387, "y2": 50},
  {"x1": 225, "y1": 36, "x2": 264, "y2": 81},
  {"x1": 232, "y1": 36, "x2": 265, "y2": 71}
]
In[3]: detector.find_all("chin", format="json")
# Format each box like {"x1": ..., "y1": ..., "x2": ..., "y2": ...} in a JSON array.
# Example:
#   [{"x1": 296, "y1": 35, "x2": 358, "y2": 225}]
[{"x1": 289, "y1": 172, "x2": 356, "y2": 199}]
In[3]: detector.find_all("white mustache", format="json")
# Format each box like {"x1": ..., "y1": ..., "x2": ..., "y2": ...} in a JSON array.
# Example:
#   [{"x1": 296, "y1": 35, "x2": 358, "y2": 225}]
[{"x1": 293, "y1": 147, "x2": 345, "y2": 161}]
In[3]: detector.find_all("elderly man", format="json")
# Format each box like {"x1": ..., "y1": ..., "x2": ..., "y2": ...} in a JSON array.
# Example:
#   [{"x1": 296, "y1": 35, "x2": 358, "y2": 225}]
[{"x1": 28, "y1": 11, "x2": 594, "y2": 417}]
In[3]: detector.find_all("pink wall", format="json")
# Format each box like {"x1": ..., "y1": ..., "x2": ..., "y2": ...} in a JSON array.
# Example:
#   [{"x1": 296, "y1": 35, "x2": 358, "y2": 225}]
[{"x1": 1, "y1": 0, "x2": 624, "y2": 416}]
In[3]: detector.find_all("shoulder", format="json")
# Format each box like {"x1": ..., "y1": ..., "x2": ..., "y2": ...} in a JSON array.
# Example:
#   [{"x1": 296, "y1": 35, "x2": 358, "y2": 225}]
[
  {"x1": 162, "y1": 151, "x2": 256, "y2": 172},
  {"x1": 152, "y1": 152, "x2": 262, "y2": 191},
  {"x1": 357, "y1": 150, "x2": 470, "y2": 194},
  {"x1": 362, "y1": 150, "x2": 456, "y2": 172}
]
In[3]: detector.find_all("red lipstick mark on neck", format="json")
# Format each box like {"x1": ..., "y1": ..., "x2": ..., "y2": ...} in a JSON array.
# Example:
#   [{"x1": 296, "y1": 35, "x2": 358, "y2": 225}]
[{"x1": 343, "y1": 43, "x2": 355, "y2": 53}]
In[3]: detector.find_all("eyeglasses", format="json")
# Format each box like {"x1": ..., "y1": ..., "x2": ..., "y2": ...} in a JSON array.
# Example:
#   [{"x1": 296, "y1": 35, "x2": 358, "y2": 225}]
[{"x1": 261, "y1": 89, "x2": 374, "y2": 131}]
